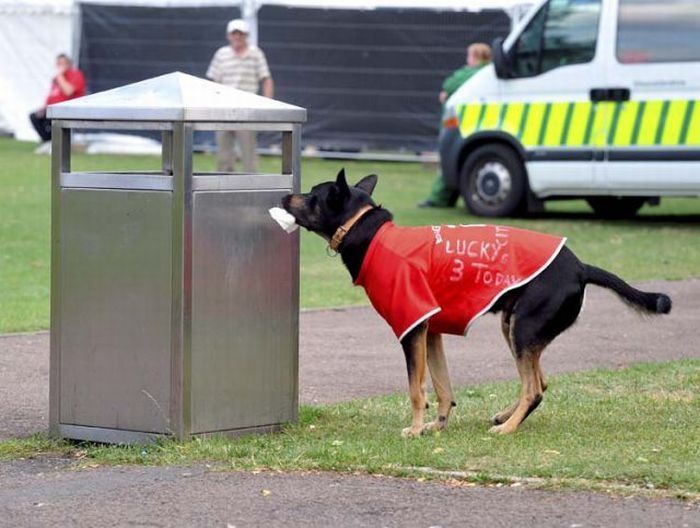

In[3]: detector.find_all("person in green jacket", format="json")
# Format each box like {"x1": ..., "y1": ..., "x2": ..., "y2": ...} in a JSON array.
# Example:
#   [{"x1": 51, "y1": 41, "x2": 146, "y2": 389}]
[{"x1": 418, "y1": 43, "x2": 492, "y2": 208}]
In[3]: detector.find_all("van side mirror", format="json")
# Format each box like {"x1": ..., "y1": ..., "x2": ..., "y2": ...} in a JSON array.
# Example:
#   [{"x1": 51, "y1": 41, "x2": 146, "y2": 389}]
[{"x1": 492, "y1": 37, "x2": 512, "y2": 79}]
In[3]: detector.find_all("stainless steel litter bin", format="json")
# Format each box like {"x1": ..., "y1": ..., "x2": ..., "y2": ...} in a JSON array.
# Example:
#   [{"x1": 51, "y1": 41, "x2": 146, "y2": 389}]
[{"x1": 47, "y1": 72, "x2": 306, "y2": 444}]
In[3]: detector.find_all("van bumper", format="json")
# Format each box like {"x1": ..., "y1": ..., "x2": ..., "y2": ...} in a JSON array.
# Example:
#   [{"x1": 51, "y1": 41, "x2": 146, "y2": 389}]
[{"x1": 439, "y1": 127, "x2": 462, "y2": 190}]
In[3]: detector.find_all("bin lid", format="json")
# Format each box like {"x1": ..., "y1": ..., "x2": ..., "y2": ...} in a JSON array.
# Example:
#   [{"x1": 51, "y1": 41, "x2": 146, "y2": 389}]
[{"x1": 47, "y1": 72, "x2": 306, "y2": 123}]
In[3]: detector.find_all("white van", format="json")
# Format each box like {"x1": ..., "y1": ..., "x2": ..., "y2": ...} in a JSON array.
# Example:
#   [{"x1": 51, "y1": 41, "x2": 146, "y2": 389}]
[{"x1": 439, "y1": 0, "x2": 700, "y2": 217}]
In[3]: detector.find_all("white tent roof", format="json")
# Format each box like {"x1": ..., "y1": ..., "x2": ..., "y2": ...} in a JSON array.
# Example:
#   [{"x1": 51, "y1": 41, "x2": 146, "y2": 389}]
[
  {"x1": 0, "y1": 0, "x2": 241, "y2": 10},
  {"x1": 0, "y1": 1, "x2": 73, "y2": 139},
  {"x1": 0, "y1": 0, "x2": 73, "y2": 13}
]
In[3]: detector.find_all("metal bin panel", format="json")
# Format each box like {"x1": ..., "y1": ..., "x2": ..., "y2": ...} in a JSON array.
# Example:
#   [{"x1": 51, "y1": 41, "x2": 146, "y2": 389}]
[
  {"x1": 190, "y1": 189, "x2": 297, "y2": 434},
  {"x1": 58, "y1": 189, "x2": 173, "y2": 433}
]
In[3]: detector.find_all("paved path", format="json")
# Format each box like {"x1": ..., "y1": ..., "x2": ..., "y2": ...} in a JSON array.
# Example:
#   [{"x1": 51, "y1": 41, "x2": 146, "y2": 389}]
[
  {"x1": 1, "y1": 279, "x2": 699, "y2": 526},
  {"x1": 2, "y1": 280, "x2": 697, "y2": 439},
  {"x1": 2, "y1": 461, "x2": 698, "y2": 527}
]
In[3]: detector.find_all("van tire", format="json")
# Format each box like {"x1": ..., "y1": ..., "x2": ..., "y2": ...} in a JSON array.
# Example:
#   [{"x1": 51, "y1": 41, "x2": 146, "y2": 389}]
[
  {"x1": 459, "y1": 144, "x2": 526, "y2": 217},
  {"x1": 586, "y1": 197, "x2": 646, "y2": 218}
]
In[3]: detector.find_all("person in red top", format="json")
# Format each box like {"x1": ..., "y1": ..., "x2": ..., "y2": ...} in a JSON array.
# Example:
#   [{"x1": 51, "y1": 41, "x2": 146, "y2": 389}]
[{"x1": 29, "y1": 53, "x2": 86, "y2": 142}]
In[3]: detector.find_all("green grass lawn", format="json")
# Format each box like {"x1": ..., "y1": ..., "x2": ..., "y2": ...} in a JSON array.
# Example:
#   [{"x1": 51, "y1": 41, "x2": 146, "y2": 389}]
[
  {"x1": 1, "y1": 136, "x2": 699, "y2": 332},
  {"x1": 2, "y1": 360, "x2": 698, "y2": 499},
  {"x1": 1, "y1": 138, "x2": 698, "y2": 498}
]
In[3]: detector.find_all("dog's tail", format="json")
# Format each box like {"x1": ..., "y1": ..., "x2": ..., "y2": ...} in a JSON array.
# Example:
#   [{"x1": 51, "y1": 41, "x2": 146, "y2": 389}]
[{"x1": 584, "y1": 265, "x2": 672, "y2": 315}]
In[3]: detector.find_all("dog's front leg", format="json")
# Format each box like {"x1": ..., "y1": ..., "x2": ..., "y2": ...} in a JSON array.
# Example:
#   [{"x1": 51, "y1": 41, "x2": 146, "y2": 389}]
[
  {"x1": 423, "y1": 333, "x2": 456, "y2": 433},
  {"x1": 400, "y1": 322, "x2": 428, "y2": 438}
]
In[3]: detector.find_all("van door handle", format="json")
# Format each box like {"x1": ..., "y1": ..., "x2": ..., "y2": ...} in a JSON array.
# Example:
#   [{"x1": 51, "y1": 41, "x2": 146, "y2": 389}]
[
  {"x1": 590, "y1": 88, "x2": 631, "y2": 102},
  {"x1": 608, "y1": 88, "x2": 631, "y2": 102}
]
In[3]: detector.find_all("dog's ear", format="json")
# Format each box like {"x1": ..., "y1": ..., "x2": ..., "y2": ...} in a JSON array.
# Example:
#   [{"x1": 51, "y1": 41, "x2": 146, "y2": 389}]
[
  {"x1": 355, "y1": 174, "x2": 378, "y2": 196},
  {"x1": 335, "y1": 168, "x2": 349, "y2": 193},
  {"x1": 329, "y1": 168, "x2": 350, "y2": 208}
]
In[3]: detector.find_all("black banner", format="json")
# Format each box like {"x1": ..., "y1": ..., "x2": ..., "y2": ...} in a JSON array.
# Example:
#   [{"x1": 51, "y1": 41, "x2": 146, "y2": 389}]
[
  {"x1": 79, "y1": 3, "x2": 242, "y2": 92},
  {"x1": 78, "y1": 3, "x2": 509, "y2": 152},
  {"x1": 258, "y1": 6, "x2": 510, "y2": 151},
  {"x1": 78, "y1": 3, "x2": 242, "y2": 148}
]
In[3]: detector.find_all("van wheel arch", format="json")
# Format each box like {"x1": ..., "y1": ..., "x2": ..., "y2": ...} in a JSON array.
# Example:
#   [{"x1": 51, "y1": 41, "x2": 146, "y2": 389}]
[
  {"x1": 457, "y1": 133, "x2": 528, "y2": 172},
  {"x1": 457, "y1": 136, "x2": 530, "y2": 217}
]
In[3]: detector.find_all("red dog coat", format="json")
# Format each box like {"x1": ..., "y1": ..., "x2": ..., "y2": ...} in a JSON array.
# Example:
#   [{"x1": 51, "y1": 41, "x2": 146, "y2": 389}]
[{"x1": 355, "y1": 223, "x2": 566, "y2": 341}]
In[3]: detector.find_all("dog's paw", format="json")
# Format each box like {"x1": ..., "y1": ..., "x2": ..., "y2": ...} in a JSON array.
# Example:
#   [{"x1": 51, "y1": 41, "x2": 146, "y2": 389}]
[
  {"x1": 489, "y1": 423, "x2": 516, "y2": 435},
  {"x1": 401, "y1": 426, "x2": 424, "y2": 438},
  {"x1": 421, "y1": 421, "x2": 445, "y2": 434},
  {"x1": 490, "y1": 413, "x2": 507, "y2": 426}
]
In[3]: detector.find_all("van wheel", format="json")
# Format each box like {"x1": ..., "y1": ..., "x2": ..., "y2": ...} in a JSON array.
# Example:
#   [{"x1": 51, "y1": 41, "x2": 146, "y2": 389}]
[
  {"x1": 586, "y1": 197, "x2": 646, "y2": 219},
  {"x1": 459, "y1": 144, "x2": 526, "y2": 217}
]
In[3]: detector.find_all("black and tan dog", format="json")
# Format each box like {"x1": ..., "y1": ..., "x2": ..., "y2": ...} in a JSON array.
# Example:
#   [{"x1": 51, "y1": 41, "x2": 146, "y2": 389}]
[{"x1": 282, "y1": 169, "x2": 672, "y2": 437}]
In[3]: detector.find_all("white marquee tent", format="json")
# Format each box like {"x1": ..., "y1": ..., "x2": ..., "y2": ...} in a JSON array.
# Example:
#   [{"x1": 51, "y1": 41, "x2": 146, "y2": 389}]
[
  {"x1": 0, "y1": 0, "x2": 530, "y2": 142},
  {"x1": 0, "y1": 0, "x2": 74, "y2": 140}
]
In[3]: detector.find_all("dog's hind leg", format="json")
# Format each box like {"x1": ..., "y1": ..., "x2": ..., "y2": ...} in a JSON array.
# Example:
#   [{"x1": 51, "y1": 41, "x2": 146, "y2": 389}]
[
  {"x1": 489, "y1": 345, "x2": 545, "y2": 435},
  {"x1": 491, "y1": 312, "x2": 521, "y2": 426},
  {"x1": 400, "y1": 322, "x2": 429, "y2": 438},
  {"x1": 491, "y1": 311, "x2": 550, "y2": 426},
  {"x1": 537, "y1": 356, "x2": 548, "y2": 393},
  {"x1": 423, "y1": 333, "x2": 456, "y2": 433},
  {"x1": 490, "y1": 250, "x2": 586, "y2": 433}
]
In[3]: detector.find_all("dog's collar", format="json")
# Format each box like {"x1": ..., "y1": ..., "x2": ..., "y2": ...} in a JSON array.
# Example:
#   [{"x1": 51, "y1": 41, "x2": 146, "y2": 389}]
[{"x1": 328, "y1": 205, "x2": 374, "y2": 254}]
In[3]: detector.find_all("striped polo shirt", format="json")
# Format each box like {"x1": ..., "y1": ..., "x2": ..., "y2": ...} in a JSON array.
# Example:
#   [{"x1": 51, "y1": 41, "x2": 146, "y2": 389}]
[{"x1": 206, "y1": 45, "x2": 271, "y2": 93}]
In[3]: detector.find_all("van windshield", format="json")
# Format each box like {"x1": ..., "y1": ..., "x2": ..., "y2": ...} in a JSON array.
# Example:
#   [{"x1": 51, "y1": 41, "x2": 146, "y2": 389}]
[
  {"x1": 512, "y1": 0, "x2": 601, "y2": 78},
  {"x1": 617, "y1": 0, "x2": 700, "y2": 63}
]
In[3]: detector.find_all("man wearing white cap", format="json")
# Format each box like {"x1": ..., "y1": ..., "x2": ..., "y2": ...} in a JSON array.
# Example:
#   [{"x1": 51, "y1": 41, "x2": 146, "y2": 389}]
[{"x1": 206, "y1": 19, "x2": 274, "y2": 173}]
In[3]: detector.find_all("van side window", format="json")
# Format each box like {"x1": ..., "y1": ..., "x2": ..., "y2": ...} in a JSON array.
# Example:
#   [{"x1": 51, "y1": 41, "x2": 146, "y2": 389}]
[
  {"x1": 617, "y1": 0, "x2": 700, "y2": 63},
  {"x1": 512, "y1": 4, "x2": 548, "y2": 77},
  {"x1": 512, "y1": 0, "x2": 601, "y2": 78}
]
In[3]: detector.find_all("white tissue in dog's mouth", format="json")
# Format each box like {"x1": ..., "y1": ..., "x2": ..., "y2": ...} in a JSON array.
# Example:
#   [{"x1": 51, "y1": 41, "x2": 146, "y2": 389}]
[{"x1": 269, "y1": 207, "x2": 299, "y2": 233}]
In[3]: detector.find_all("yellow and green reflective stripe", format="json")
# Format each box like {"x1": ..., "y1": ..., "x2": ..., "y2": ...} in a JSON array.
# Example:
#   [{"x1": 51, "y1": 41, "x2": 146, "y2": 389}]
[
  {"x1": 636, "y1": 100, "x2": 664, "y2": 145},
  {"x1": 567, "y1": 102, "x2": 592, "y2": 146},
  {"x1": 457, "y1": 104, "x2": 468, "y2": 127},
  {"x1": 497, "y1": 103, "x2": 508, "y2": 129},
  {"x1": 537, "y1": 103, "x2": 551, "y2": 146},
  {"x1": 521, "y1": 102, "x2": 546, "y2": 147},
  {"x1": 474, "y1": 104, "x2": 488, "y2": 130},
  {"x1": 559, "y1": 102, "x2": 575, "y2": 146},
  {"x1": 517, "y1": 103, "x2": 530, "y2": 140},
  {"x1": 542, "y1": 102, "x2": 568, "y2": 146},
  {"x1": 590, "y1": 102, "x2": 615, "y2": 147},
  {"x1": 501, "y1": 102, "x2": 525, "y2": 137},
  {"x1": 679, "y1": 100, "x2": 695, "y2": 145},
  {"x1": 654, "y1": 100, "x2": 671, "y2": 145},
  {"x1": 456, "y1": 98, "x2": 700, "y2": 147},
  {"x1": 607, "y1": 102, "x2": 624, "y2": 145},
  {"x1": 611, "y1": 101, "x2": 639, "y2": 146},
  {"x1": 582, "y1": 104, "x2": 596, "y2": 145},
  {"x1": 630, "y1": 101, "x2": 646, "y2": 145},
  {"x1": 480, "y1": 103, "x2": 502, "y2": 130},
  {"x1": 458, "y1": 103, "x2": 481, "y2": 136},
  {"x1": 661, "y1": 100, "x2": 688, "y2": 146},
  {"x1": 685, "y1": 101, "x2": 700, "y2": 145}
]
